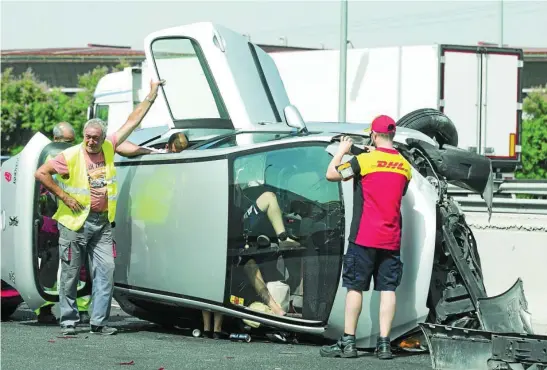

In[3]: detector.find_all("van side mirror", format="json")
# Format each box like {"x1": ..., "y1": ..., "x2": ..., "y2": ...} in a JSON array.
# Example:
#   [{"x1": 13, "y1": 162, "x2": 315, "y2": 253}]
[{"x1": 284, "y1": 105, "x2": 308, "y2": 134}]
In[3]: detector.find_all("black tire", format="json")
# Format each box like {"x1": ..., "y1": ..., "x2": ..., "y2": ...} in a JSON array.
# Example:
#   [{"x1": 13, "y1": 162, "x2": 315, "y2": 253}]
[
  {"x1": 396, "y1": 108, "x2": 459, "y2": 148},
  {"x1": 1, "y1": 302, "x2": 19, "y2": 320}
]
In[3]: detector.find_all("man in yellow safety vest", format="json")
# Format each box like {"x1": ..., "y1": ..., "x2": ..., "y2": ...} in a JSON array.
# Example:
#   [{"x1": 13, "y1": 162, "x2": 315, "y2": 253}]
[
  {"x1": 36, "y1": 122, "x2": 93, "y2": 324},
  {"x1": 35, "y1": 79, "x2": 165, "y2": 335}
]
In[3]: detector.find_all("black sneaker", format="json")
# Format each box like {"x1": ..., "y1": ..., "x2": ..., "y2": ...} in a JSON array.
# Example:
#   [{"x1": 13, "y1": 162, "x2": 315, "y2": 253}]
[
  {"x1": 61, "y1": 325, "x2": 76, "y2": 335},
  {"x1": 79, "y1": 311, "x2": 90, "y2": 325},
  {"x1": 375, "y1": 336, "x2": 393, "y2": 360},
  {"x1": 319, "y1": 335, "x2": 358, "y2": 358},
  {"x1": 90, "y1": 325, "x2": 117, "y2": 335},
  {"x1": 37, "y1": 307, "x2": 58, "y2": 325},
  {"x1": 213, "y1": 331, "x2": 229, "y2": 340}
]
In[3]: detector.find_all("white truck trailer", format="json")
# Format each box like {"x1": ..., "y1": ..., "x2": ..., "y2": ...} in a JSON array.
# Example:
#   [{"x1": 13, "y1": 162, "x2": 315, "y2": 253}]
[{"x1": 90, "y1": 43, "x2": 524, "y2": 178}]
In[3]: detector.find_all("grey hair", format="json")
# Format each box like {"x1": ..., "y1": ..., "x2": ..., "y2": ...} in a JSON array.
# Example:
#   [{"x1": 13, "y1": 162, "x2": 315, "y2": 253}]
[
  {"x1": 83, "y1": 118, "x2": 107, "y2": 139},
  {"x1": 52, "y1": 122, "x2": 75, "y2": 140}
]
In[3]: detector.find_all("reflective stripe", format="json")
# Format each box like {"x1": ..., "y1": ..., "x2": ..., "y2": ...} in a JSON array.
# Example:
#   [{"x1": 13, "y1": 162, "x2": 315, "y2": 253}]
[
  {"x1": 57, "y1": 182, "x2": 90, "y2": 196},
  {"x1": 105, "y1": 176, "x2": 117, "y2": 184},
  {"x1": 108, "y1": 195, "x2": 117, "y2": 201}
]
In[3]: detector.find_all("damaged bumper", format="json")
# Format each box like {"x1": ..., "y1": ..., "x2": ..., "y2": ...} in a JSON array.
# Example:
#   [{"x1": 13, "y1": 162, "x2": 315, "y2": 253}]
[{"x1": 420, "y1": 279, "x2": 547, "y2": 370}]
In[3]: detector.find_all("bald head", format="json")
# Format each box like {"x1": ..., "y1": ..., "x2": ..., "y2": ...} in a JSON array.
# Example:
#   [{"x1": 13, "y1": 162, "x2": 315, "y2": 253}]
[{"x1": 52, "y1": 122, "x2": 75, "y2": 143}]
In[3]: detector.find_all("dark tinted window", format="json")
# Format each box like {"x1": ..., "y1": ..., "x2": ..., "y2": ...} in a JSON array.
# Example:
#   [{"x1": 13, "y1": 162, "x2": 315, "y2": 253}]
[{"x1": 226, "y1": 144, "x2": 344, "y2": 322}]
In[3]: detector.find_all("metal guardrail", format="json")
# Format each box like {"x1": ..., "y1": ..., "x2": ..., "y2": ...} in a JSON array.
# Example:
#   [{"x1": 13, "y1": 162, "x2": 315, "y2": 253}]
[
  {"x1": 454, "y1": 196, "x2": 547, "y2": 215},
  {"x1": 448, "y1": 180, "x2": 547, "y2": 197},
  {"x1": 448, "y1": 180, "x2": 547, "y2": 214}
]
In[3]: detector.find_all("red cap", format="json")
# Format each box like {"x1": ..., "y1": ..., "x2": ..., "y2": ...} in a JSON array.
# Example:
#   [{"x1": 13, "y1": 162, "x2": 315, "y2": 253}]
[{"x1": 371, "y1": 115, "x2": 396, "y2": 134}]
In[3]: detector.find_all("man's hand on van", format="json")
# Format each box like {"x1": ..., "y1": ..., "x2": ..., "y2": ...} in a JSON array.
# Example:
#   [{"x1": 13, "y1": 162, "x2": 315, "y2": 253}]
[
  {"x1": 115, "y1": 79, "x2": 166, "y2": 147},
  {"x1": 338, "y1": 136, "x2": 354, "y2": 155},
  {"x1": 148, "y1": 79, "x2": 166, "y2": 101},
  {"x1": 61, "y1": 194, "x2": 84, "y2": 213}
]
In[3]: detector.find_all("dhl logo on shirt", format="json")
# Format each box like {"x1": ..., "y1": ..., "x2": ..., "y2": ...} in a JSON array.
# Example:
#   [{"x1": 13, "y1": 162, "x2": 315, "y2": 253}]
[
  {"x1": 377, "y1": 160, "x2": 405, "y2": 170},
  {"x1": 357, "y1": 149, "x2": 412, "y2": 181}
]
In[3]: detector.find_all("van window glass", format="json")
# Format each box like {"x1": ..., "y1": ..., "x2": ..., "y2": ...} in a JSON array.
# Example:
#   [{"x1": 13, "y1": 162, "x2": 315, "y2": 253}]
[
  {"x1": 151, "y1": 38, "x2": 229, "y2": 121},
  {"x1": 226, "y1": 144, "x2": 344, "y2": 323},
  {"x1": 95, "y1": 105, "x2": 109, "y2": 121}
]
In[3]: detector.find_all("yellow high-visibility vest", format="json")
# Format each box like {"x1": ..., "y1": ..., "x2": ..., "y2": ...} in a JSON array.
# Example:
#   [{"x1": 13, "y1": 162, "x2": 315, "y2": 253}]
[{"x1": 52, "y1": 140, "x2": 117, "y2": 231}]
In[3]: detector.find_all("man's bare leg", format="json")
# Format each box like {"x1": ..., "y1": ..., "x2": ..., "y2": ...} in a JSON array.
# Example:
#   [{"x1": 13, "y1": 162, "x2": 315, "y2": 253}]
[
  {"x1": 379, "y1": 291, "x2": 396, "y2": 337},
  {"x1": 344, "y1": 289, "x2": 363, "y2": 335},
  {"x1": 202, "y1": 310, "x2": 212, "y2": 333},
  {"x1": 255, "y1": 192, "x2": 299, "y2": 248},
  {"x1": 243, "y1": 259, "x2": 286, "y2": 316},
  {"x1": 213, "y1": 313, "x2": 224, "y2": 332}
]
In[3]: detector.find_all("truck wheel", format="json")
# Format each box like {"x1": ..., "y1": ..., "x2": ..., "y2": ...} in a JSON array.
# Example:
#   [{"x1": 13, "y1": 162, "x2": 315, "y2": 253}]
[{"x1": 396, "y1": 108, "x2": 458, "y2": 148}]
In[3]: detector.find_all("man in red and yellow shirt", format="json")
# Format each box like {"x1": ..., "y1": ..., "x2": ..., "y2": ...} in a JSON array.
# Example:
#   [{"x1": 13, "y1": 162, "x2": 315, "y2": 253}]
[{"x1": 320, "y1": 115, "x2": 412, "y2": 360}]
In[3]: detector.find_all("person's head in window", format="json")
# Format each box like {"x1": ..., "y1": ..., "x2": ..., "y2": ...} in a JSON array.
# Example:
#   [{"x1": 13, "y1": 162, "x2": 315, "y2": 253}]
[{"x1": 166, "y1": 132, "x2": 189, "y2": 153}]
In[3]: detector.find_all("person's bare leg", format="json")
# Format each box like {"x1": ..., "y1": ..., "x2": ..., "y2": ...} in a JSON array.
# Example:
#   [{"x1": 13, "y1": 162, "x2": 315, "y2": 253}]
[
  {"x1": 255, "y1": 192, "x2": 299, "y2": 248},
  {"x1": 202, "y1": 310, "x2": 212, "y2": 332},
  {"x1": 344, "y1": 289, "x2": 363, "y2": 335},
  {"x1": 213, "y1": 313, "x2": 224, "y2": 332},
  {"x1": 379, "y1": 291, "x2": 396, "y2": 337},
  {"x1": 243, "y1": 259, "x2": 285, "y2": 316}
]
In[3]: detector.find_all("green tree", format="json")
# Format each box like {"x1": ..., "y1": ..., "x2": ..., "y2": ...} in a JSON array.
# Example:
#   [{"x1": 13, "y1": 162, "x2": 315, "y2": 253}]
[
  {"x1": 1, "y1": 60, "x2": 135, "y2": 154},
  {"x1": 516, "y1": 86, "x2": 547, "y2": 180},
  {"x1": 1, "y1": 68, "x2": 66, "y2": 154}
]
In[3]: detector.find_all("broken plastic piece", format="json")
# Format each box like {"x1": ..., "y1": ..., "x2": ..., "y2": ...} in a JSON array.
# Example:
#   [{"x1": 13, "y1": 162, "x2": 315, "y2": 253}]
[{"x1": 477, "y1": 278, "x2": 534, "y2": 334}]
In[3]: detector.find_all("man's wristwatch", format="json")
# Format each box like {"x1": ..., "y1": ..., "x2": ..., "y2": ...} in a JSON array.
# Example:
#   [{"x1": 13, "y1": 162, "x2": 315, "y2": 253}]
[{"x1": 145, "y1": 95, "x2": 156, "y2": 103}]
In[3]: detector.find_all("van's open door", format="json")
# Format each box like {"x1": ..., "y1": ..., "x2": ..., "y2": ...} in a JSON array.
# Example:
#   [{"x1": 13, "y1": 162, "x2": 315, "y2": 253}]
[
  {"x1": 143, "y1": 22, "x2": 291, "y2": 131},
  {"x1": 1, "y1": 133, "x2": 91, "y2": 310}
]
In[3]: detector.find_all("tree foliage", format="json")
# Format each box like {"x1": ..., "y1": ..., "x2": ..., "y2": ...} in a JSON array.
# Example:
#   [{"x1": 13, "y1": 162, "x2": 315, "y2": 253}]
[
  {"x1": 1, "y1": 59, "x2": 132, "y2": 155},
  {"x1": 515, "y1": 86, "x2": 547, "y2": 180}
]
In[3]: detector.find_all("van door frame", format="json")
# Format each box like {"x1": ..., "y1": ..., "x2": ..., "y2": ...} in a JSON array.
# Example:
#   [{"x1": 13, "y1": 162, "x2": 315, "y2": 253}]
[{"x1": 223, "y1": 139, "x2": 346, "y2": 328}]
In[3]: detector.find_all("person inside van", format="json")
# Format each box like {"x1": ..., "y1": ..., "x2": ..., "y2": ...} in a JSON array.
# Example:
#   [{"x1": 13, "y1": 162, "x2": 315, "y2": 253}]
[
  {"x1": 166, "y1": 132, "x2": 189, "y2": 153},
  {"x1": 234, "y1": 185, "x2": 302, "y2": 317}
]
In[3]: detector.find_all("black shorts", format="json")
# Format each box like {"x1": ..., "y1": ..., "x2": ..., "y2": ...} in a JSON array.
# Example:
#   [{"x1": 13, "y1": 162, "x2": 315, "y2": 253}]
[
  {"x1": 242, "y1": 202, "x2": 265, "y2": 231},
  {"x1": 342, "y1": 242, "x2": 404, "y2": 292}
]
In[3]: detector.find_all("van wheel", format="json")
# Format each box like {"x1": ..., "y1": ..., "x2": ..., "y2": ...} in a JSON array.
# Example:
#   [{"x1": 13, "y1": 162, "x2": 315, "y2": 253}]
[{"x1": 396, "y1": 108, "x2": 458, "y2": 148}]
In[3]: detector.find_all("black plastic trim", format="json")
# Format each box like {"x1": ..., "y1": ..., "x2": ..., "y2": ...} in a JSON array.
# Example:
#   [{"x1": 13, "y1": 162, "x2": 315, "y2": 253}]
[
  {"x1": 248, "y1": 43, "x2": 282, "y2": 122},
  {"x1": 114, "y1": 154, "x2": 228, "y2": 167}
]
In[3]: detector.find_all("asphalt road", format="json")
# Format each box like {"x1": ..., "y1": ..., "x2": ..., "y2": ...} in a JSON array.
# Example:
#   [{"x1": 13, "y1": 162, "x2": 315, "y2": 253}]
[{"x1": 1, "y1": 303, "x2": 433, "y2": 370}]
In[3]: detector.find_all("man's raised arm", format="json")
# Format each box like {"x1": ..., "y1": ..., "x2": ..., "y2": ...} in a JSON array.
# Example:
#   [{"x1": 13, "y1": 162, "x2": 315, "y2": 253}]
[{"x1": 115, "y1": 79, "x2": 165, "y2": 147}]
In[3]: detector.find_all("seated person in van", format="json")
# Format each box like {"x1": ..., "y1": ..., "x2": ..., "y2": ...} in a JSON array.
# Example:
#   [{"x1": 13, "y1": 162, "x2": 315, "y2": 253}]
[{"x1": 234, "y1": 186, "x2": 302, "y2": 317}]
